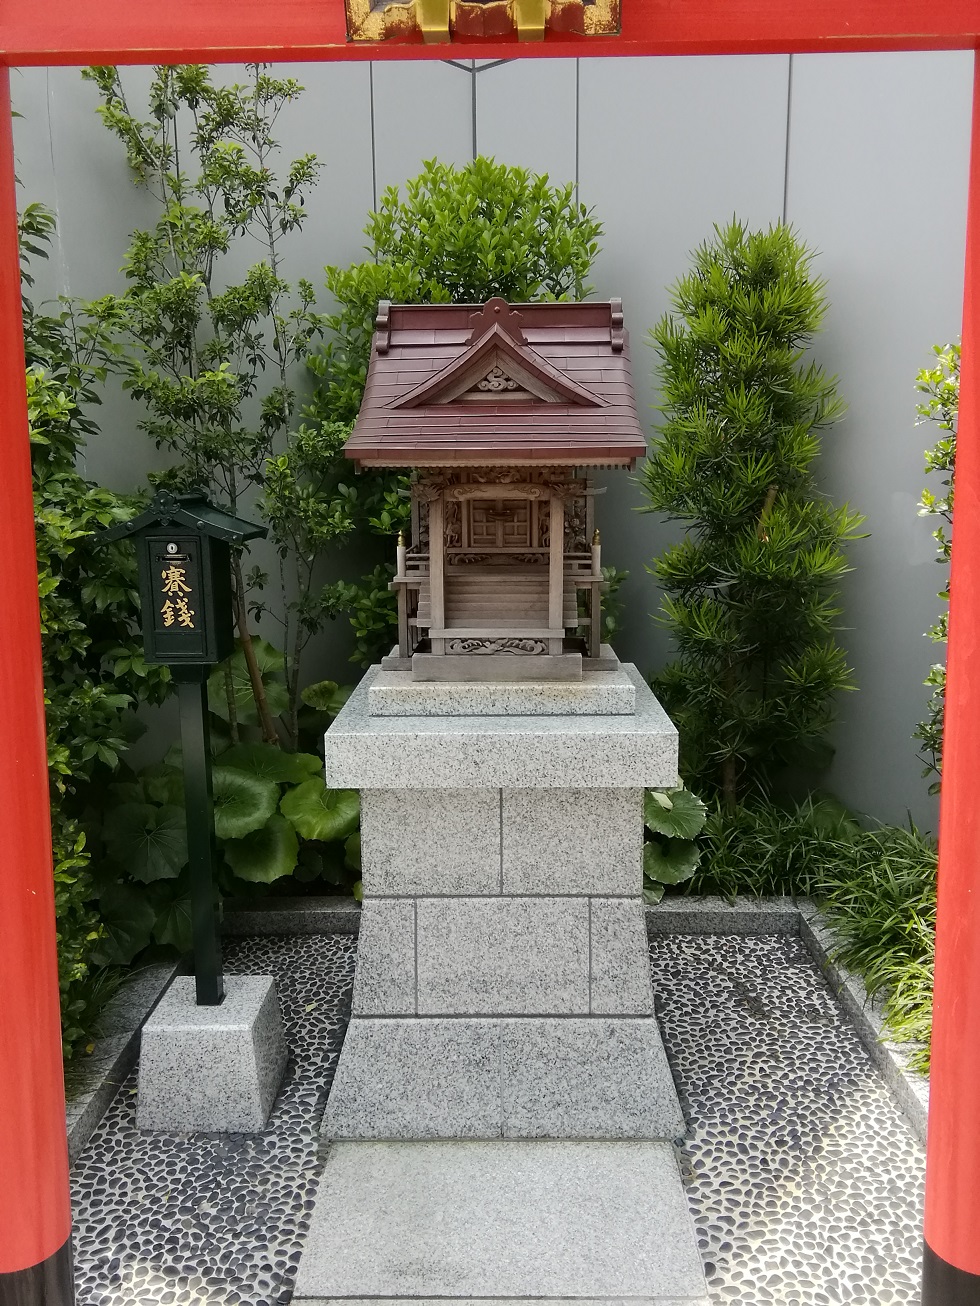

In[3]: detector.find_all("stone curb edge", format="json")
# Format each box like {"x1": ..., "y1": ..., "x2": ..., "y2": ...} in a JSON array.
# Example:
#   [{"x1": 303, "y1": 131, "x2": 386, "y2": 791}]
[
  {"x1": 67, "y1": 893, "x2": 928, "y2": 1165},
  {"x1": 65, "y1": 960, "x2": 182, "y2": 1164}
]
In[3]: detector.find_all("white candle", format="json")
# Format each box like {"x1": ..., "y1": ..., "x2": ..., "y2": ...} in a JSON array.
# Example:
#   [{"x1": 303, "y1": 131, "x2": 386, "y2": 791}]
[
  {"x1": 591, "y1": 528, "x2": 602, "y2": 578},
  {"x1": 396, "y1": 530, "x2": 407, "y2": 579}
]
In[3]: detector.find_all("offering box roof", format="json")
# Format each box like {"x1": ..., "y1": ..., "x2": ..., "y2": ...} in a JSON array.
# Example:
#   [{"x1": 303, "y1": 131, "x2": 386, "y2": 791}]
[{"x1": 343, "y1": 298, "x2": 647, "y2": 469}]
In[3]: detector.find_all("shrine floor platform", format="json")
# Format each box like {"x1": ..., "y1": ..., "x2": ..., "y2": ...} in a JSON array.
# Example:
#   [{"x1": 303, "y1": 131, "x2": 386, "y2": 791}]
[{"x1": 69, "y1": 926, "x2": 925, "y2": 1306}]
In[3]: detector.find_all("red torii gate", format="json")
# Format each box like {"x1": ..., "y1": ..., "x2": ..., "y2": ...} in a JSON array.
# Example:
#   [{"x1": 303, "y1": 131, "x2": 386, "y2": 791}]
[{"x1": 0, "y1": 3, "x2": 978, "y2": 1303}]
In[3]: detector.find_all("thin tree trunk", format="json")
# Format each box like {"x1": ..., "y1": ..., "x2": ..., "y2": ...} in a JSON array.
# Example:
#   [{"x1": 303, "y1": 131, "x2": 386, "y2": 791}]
[
  {"x1": 231, "y1": 553, "x2": 281, "y2": 746},
  {"x1": 721, "y1": 755, "x2": 738, "y2": 812},
  {"x1": 721, "y1": 663, "x2": 738, "y2": 810},
  {"x1": 757, "y1": 484, "x2": 778, "y2": 540},
  {"x1": 287, "y1": 623, "x2": 304, "y2": 753},
  {"x1": 224, "y1": 661, "x2": 240, "y2": 746}
]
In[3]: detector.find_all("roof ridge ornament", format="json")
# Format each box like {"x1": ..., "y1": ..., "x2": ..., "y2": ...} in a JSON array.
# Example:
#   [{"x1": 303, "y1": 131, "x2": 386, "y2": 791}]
[{"x1": 466, "y1": 297, "x2": 527, "y2": 346}]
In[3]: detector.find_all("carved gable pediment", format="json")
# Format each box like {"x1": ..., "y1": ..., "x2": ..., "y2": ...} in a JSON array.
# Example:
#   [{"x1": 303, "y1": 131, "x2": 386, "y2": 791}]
[{"x1": 391, "y1": 312, "x2": 604, "y2": 410}]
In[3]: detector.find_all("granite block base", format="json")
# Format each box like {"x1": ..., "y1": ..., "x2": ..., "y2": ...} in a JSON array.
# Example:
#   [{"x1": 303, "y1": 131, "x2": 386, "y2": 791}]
[
  {"x1": 368, "y1": 665, "x2": 636, "y2": 716},
  {"x1": 137, "y1": 974, "x2": 287, "y2": 1133},
  {"x1": 323, "y1": 664, "x2": 678, "y2": 789},
  {"x1": 320, "y1": 1015, "x2": 684, "y2": 1140},
  {"x1": 293, "y1": 1140, "x2": 708, "y2": 1304},
  {"x1": 412, "y1": 650, "x2": 583, "y2": 681}
]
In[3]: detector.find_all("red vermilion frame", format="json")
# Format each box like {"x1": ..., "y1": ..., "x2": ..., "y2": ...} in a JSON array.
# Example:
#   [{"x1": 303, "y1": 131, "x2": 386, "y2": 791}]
[{"x1": 0, "y1": 2, "x2": 978, "y2": 1301}]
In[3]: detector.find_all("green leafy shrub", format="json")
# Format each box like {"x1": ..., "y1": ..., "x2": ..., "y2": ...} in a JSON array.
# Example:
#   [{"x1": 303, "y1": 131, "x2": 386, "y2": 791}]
[
  {"x1": 82, "y1": 64, "x2": 328, "y2": 742},
  {"x1": 305, "y1": 157, "x2": 604, "y2": 664},
  {"x1": 23, "y1": 202, "x2": 169, "y2": 1057},
  {"x1": 914, "y1": 342, "x2": 959, "y2": 793},
  {"x1": 642, "y1": 220, "x2": 864, "y2": 807},
  {"x1": 688, "y1": 793, "x2": 860, "y2": 899},
  {"x1": 815, "y1": 824, "x2": 936, "y2": 1074}
]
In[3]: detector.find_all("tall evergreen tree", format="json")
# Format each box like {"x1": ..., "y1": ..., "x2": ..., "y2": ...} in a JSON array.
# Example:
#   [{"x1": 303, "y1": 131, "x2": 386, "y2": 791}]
[{"x1": 642, "y1": 220, "x2": 863, "y2": 807}]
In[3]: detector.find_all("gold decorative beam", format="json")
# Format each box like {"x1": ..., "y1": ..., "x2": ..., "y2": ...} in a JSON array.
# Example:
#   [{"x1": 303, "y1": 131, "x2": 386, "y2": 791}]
[{"x1": 344, "y1": 0, "x2": 620, "y2": 44}]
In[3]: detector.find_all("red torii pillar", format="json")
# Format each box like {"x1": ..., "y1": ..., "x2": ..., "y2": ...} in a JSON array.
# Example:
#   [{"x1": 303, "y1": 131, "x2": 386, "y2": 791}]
[
  {"x1": 923, "y1": 48, "x2": 980, "y2": 1306},
  {"x1": 0, "y1": 63, "x2": 74, "y2": 1306},
  {"x1": 0, "y1": 66, "x2": 74, "y2": 1304}
]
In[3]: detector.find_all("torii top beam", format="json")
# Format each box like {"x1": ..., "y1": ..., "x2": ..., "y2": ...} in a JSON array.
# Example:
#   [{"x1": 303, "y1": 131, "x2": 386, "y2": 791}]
[{"x1": 0, "y1": 0, "x2": 977, "y2": 67}]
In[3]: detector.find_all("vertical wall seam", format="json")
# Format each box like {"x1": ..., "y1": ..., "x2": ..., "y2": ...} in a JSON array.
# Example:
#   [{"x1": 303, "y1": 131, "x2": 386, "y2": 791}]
[
  {"x1": 369, "y1": 62, "x2": 378, "y2": 216},
  {"x1": 575, "y1": 59, "x2": 581, "y2": 197},
  {"x1": 413, "y1": 898, "x2": 419, "y2": 1015},
  {"x1": 782, "y1": 53, "x2": 794, "y2": 225},
  {"x1": 498, "y1": 1020, "x2": 505, "y2": 1138},
  {"x1": 471, "y1": 60, "x2": 478, "y2": 160},
  {"x1": 588, "y1": 896, "x2": 593, "y2": 1014},
  {"x1": 498, "y1": 789, "x2": 504, "y2": 893}
]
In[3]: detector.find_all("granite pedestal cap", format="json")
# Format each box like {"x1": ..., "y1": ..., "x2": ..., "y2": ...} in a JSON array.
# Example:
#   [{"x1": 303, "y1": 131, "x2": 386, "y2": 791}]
[{"x1": 137, "y1": 974, "x2": 287, "y2": 1133}]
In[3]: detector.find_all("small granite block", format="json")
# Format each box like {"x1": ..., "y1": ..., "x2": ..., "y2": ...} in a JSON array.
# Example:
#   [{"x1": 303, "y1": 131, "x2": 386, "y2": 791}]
[
  {"x1": 351, "y1": 898, "x2": 416, "y2": 1015},
  {"x1": 360, "y1": 788, "x2": 500, "y2": 895},
  {"x1": 367, "y1": 667, "x2": 637, "y2": 717},
  {"x1": 416, "y1": 897, "x2": 589, "y2": 1014},
  {"x1": 321, "y1": 1018, "x2": 500, "y2": 1139},
  {"x1": 412, "y1": 651, "x2": 582, "y2": 681},
  {"x1": 292, "y1": 1140, "x2": 707, "y2": 1301},
  {"x1": 590, "y1": 897, "x2": 655, "y2": 1014},
  {"x1": 500, "y1": 1018, "x2": 685, "y2": 1139},
  {"x1": 137, "y1": 975, "x2": 287, "y2": 1133},
  {"x1": 323, "y1": 665, "x2": 678, "y2": 790},
  {"x1": 502, "y1": 787, "x2": 641, "y2": 895}
]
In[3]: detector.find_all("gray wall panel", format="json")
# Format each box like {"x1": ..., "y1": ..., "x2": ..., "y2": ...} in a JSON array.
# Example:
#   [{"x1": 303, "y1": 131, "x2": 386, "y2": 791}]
[
  {"x1": 474, "y1": 58, "x2": 577, "y2": 184},
  {"x1": 578, "y1": 55, "x2": 790, "y2": 677},
  {"x1": 278, "y1": 63, "x2": 376, "y2": 273},
  {"x1": 371, "y1": 60, "x2": 472, "y2": 197},
  {"x1": 787, "y1": 51, "x2": 973, "y2": 828}
]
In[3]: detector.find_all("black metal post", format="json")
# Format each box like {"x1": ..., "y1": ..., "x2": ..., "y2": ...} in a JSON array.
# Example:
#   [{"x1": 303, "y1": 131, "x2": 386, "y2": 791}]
[{"x1": 174, "y1": 667, "x2": 224, "y2": 1006}]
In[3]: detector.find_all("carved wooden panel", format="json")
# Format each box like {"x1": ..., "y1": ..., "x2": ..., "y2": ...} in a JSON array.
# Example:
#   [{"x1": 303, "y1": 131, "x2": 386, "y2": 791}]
[{"x1": 345, "y1": 0, "x2": 620, "y2": 44}]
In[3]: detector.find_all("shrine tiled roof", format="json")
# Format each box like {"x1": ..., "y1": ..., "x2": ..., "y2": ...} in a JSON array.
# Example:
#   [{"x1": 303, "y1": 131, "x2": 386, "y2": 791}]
[{"x1": 343, "y1": 297, "x2": 647, "y2": 468}]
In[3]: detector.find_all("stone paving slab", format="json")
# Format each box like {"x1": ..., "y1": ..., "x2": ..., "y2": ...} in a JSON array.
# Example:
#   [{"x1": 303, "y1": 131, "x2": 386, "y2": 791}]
[{"x1": 292, "y1": 1140, "x2": 707, "y2": 1303}]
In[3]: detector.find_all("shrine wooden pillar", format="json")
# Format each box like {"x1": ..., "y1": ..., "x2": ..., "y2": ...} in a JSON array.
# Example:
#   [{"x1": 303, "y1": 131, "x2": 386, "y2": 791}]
[
  {"x1": 922, "y1": 47, "x2": 980, "y2": 1306},
  {"x1": 0, "y1": 66, "x2": 75, "y2": 1306},
  {"x1": 548, "y1": 490, "x2": 564, "y2": 654},
  {"x1": 429, "y1": 494, "x2": 446, "y2": 655}
]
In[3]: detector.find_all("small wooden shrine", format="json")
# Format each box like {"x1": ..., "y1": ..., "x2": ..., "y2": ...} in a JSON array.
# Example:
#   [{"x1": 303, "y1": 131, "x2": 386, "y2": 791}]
[{"x1": 344, "y1": 296, "x2": 646, "y2": 681}]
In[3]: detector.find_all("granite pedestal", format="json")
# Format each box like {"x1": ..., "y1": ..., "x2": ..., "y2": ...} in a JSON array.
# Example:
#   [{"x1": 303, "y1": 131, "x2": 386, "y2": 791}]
[
  {"x1": 296, "y1": 664, "x2": 707, "y2": 1304},
  {"x1": 137, "y1": 974, "x2": 287, "y2": 1133}
]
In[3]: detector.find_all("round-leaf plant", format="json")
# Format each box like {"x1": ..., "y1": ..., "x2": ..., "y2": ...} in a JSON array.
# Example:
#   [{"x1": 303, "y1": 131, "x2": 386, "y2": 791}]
[
  {"x1": 224, "y1": 814, "x2": 299, "y2": 884},
  {"x1": 211, "y1": 767, "x2": 280, "y2": 840},
  {"x1": 642, "y1": 786, "x2": 708, "y2": 904},
  {"x1": 102, "y1": 802, "x2": 188, "y2": 883},
  {"x1": 280, "y1": 780, "x2": 360, "y2": 843}
]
